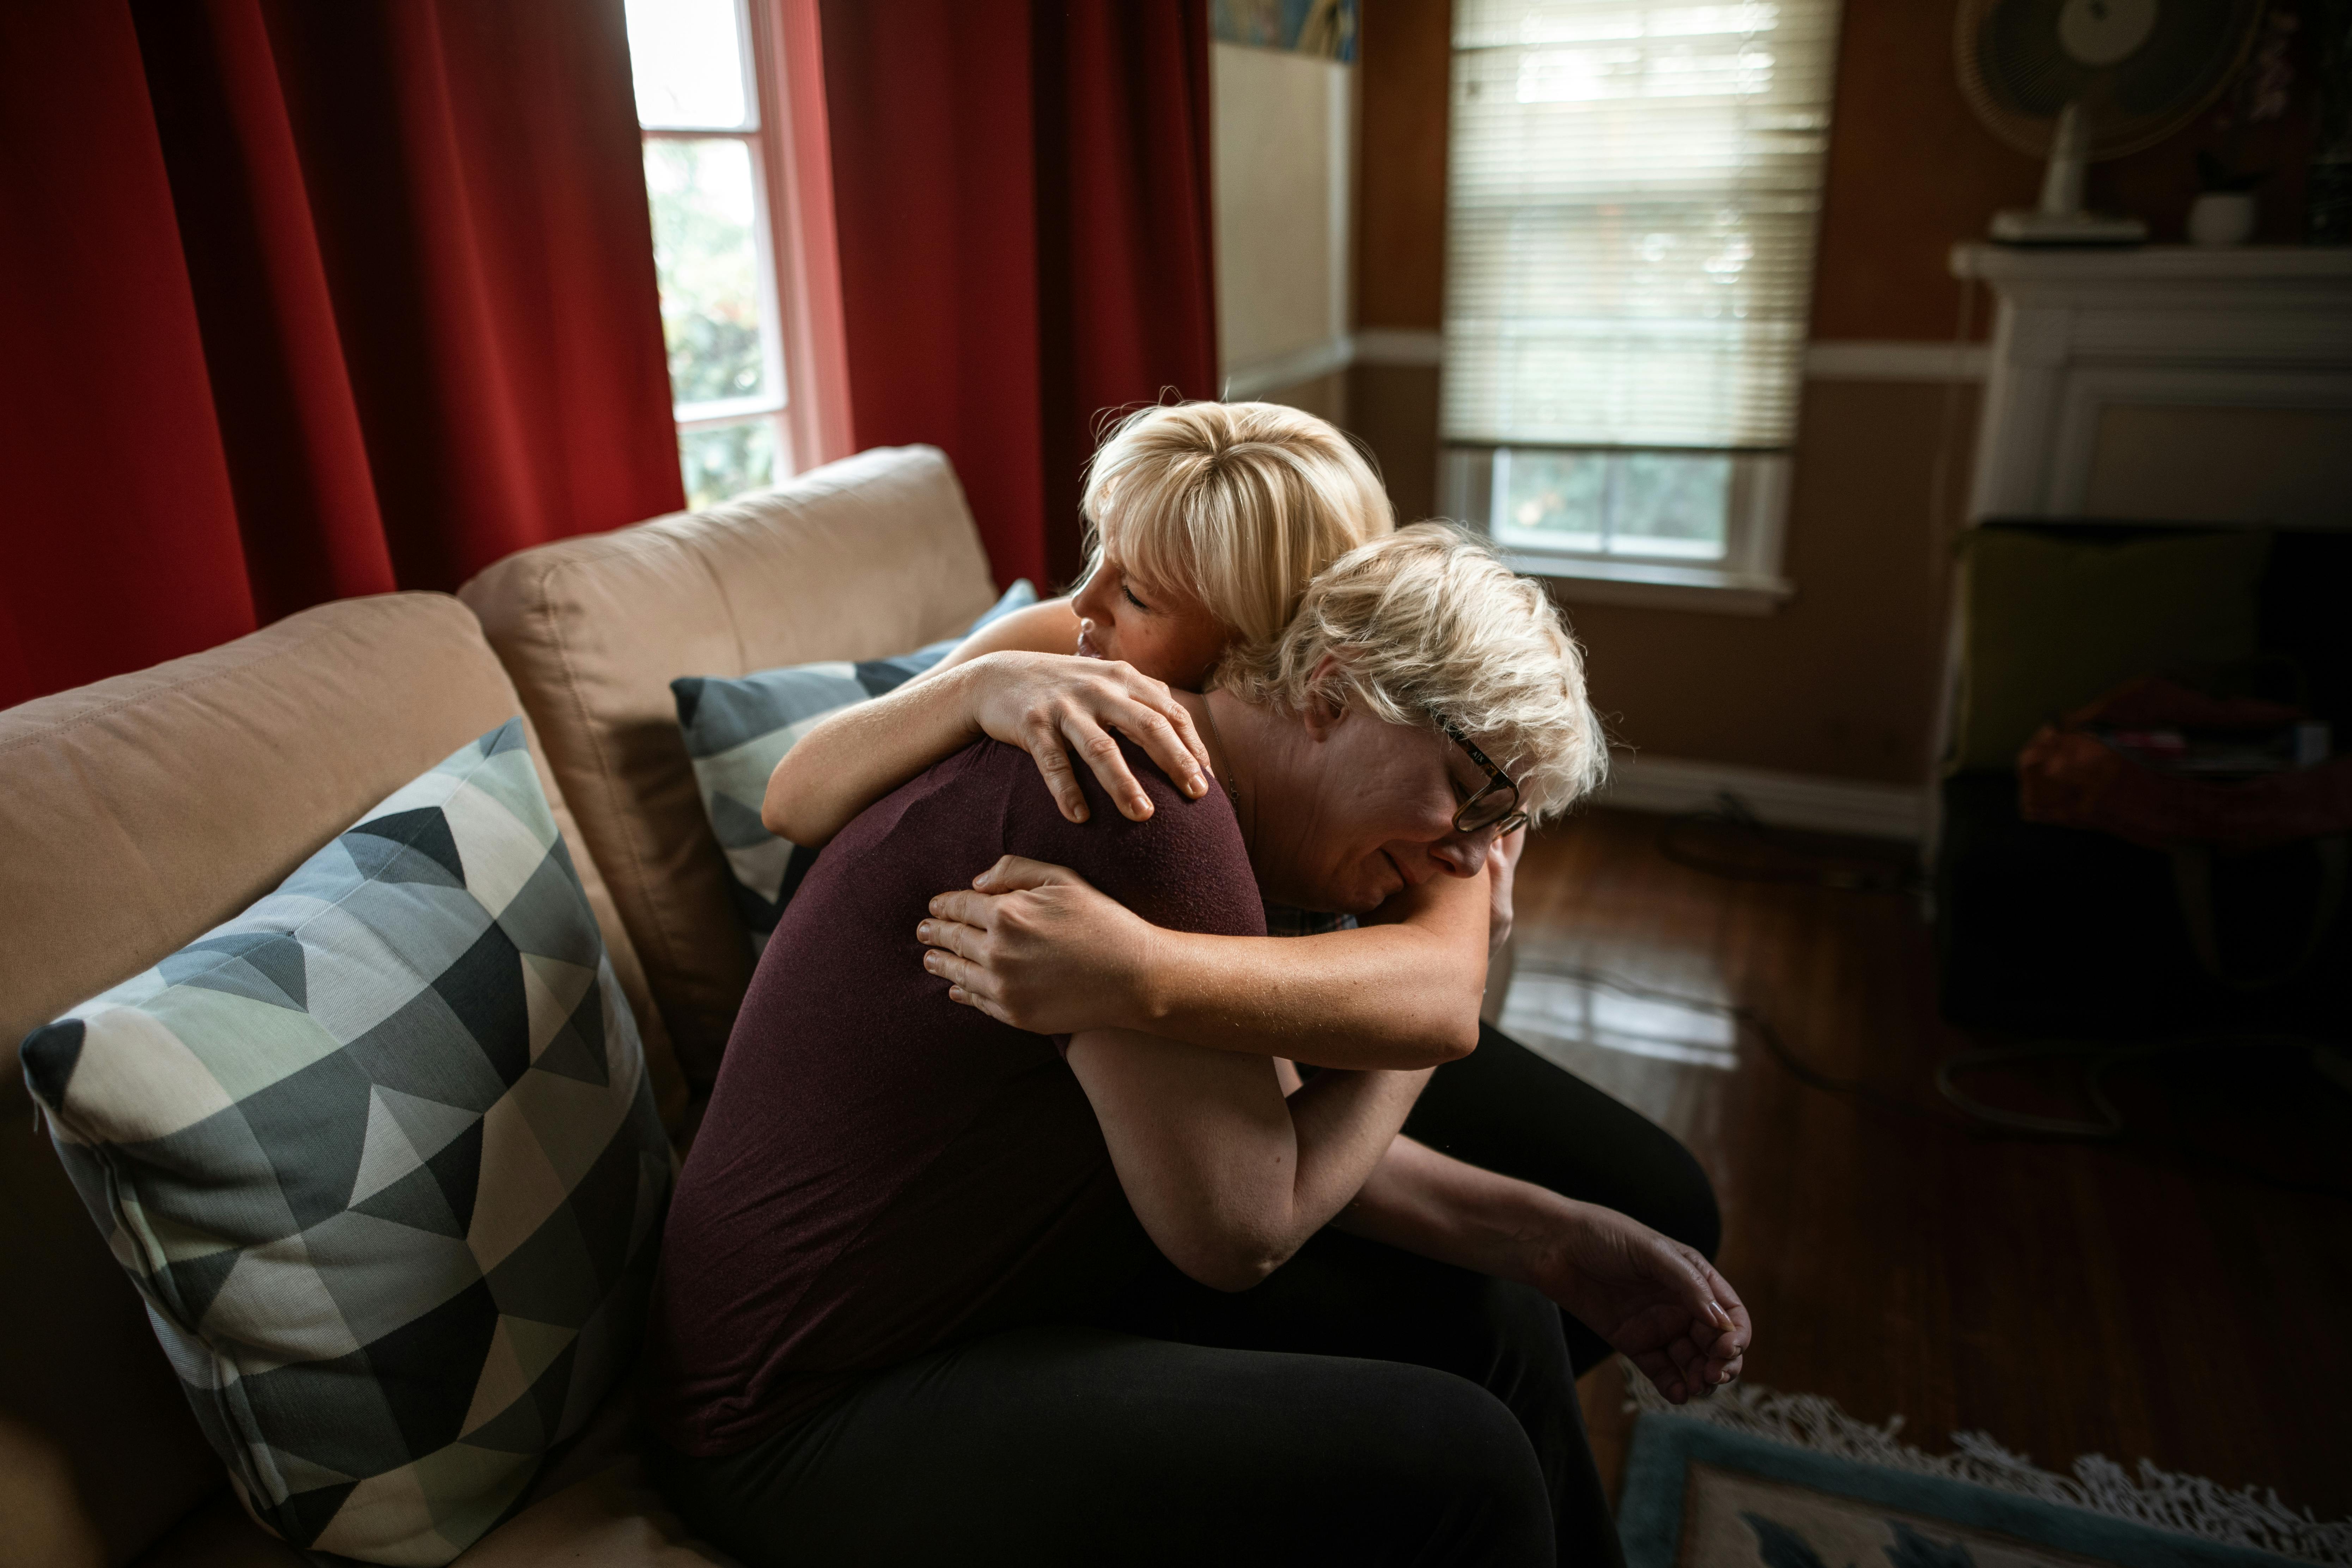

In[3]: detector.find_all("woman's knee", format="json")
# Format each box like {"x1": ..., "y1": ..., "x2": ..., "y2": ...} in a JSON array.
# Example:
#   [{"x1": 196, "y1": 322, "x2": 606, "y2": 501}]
[{"x1": 1360, "y1": 1367, "x2": 1554, "y2": 1565}]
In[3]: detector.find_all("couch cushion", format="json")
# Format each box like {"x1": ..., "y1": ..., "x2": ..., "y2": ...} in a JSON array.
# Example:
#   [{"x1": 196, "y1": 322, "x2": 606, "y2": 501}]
[
  {"x1": 23, "y1": 719, "x2": 673, "y2": 1566},
  {"x1": 461, "y1": 446, "x2": 1000, "y2": 1088},
  {"x1": 0, "y1": 594, "x2": 681, "y2": 1568},
  {"x1": 675, "y1": 580, "x2": 1035, "y2": 952}
]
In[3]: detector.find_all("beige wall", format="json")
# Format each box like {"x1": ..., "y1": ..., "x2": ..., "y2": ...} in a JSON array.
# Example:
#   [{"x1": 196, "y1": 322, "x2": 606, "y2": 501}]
[{"x1": 1212, "y1": 41, "x2": 1353, "y2": 385}]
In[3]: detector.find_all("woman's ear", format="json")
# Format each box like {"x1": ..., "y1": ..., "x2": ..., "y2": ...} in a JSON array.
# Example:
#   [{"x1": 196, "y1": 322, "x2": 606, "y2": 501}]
[{"x1": 1299, "y1": 654, "x2": 1349, "y2": 743}]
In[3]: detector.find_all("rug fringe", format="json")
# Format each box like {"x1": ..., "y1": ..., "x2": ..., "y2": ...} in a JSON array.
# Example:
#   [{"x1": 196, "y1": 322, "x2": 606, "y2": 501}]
[{"x1": 1621, "y1": 1361, "x2": 2352, "y2": 1565}]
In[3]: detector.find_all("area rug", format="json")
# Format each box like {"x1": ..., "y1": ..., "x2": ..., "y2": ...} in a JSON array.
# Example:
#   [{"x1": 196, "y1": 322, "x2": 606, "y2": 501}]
[{"x1": 1615, "y1": 1367, "x2": 2352, "y2": 1568}]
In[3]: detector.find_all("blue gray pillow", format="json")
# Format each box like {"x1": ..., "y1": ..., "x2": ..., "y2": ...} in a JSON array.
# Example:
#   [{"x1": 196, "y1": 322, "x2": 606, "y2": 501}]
[
  {"x1": 19, "y1": 719, "x2": 672, "y2": 1566},
  {"x1": 673, "y1": 580, "x2": 1037, "y2": 951}
]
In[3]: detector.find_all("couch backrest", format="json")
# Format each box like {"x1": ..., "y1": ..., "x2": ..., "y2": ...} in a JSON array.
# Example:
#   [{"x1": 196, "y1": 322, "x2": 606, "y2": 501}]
[
  {"x1": 460, "y1": 445, "x2": 999, "y2": 1090},
  {"x1": 0, "y1": 593, "x2": 683, "y2": 1568}
]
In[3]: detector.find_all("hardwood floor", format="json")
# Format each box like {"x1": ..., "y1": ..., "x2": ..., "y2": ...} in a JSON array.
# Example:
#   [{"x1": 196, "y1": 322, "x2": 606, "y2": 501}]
[{"x1": 1502, "y1": 808, "x2": 2352, "y2": 1521}]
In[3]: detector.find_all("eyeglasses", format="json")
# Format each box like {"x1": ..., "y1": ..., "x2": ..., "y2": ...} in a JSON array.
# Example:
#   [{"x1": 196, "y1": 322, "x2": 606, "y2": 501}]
[{"x1": 1438, "y1": 719, "x2": 1529, "y2": 837}]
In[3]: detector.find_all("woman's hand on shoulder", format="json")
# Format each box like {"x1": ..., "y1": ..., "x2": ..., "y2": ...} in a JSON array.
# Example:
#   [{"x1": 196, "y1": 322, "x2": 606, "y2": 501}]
[
  {"x1": 918, "y1": 855, "x2": 1158, "y2": 1035},
  {"x1": 959, "y1": 652, "x2": 1213, "y2": 824}
]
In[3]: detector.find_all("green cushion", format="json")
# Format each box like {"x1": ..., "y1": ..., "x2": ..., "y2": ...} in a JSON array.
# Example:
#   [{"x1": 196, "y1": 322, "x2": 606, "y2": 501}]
[
  {"x1": 19, "y1": 719, "x2": 672, "y2": 1566},
  {"x1": 1950, "y1": 529, "x2": 2271, "y2": 772}
]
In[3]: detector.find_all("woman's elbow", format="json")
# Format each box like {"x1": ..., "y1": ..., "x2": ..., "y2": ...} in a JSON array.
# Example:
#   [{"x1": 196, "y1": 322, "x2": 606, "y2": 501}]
[
  {"x1": 1176, "y1": 1249, "x2": 1281, "y2": 1294},
  {"x1": 1160, "y1": 1226, "x2": 1290, "y2": 1294},
  {"x1": 760, "y1": 776, "x2": 829, "y2": 844},
  {"x1": 1432, "y1": 1012, "x2": 1481, "y2": 1063}
]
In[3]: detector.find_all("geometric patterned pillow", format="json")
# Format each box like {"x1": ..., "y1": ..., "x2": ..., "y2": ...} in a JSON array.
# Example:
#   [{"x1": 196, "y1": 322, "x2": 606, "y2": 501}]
[
  {"x1": 18, "y1": 719, "x2": 672, "y2": 1568},
  {"x1": 672, "y1": 578, "x2": 1035, "y2": 953}
]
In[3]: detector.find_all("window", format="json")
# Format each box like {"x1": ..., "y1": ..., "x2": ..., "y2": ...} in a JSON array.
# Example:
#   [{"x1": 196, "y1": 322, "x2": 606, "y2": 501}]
[
  {"x1": 1439, "y1": 0, "x2": 1839, "y2": 610},
  {"x1": 628, "y1": 0, "x2": 792, "y2": 509}
]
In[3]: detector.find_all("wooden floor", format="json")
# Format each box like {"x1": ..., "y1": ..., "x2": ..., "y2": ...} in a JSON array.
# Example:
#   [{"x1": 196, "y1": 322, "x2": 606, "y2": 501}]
[{"x1": 1501, "y1": 809, "x2": 2352, "y2": 1521}]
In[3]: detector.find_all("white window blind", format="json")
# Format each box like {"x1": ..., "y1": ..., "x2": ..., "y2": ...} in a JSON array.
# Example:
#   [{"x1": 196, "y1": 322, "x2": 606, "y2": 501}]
[{"x1": 1442, "y1": 0, "x2": 1840, "y2": 452}]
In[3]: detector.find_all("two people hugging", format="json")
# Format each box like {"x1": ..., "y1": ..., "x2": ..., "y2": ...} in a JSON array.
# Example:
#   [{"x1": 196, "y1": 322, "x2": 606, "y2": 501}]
[{"x1": 643, "y1": 401, "x2": 1751, "y2": 1567}]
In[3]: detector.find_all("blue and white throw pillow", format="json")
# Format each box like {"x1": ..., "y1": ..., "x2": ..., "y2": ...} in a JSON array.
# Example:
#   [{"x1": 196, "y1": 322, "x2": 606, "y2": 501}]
[
  {"x1": 19, "y1": 720, "x2": 672, "y2": 1567},
  {"x1": 673, "y1": 580, "x2": 1037, "y2": 951}
]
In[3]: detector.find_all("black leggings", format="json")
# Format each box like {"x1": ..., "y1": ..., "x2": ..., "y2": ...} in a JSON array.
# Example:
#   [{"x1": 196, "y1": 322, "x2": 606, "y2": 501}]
[
  {"x1": 650, "y1": 1027, "x2": 1707, "y2": 1566},
  {"x1": 1406, "y1": 1021, "x2": 1722, "y2": 1374},
  {"x1": 648, "y1": 1228, "x2": 1616, "y2": 1568}
]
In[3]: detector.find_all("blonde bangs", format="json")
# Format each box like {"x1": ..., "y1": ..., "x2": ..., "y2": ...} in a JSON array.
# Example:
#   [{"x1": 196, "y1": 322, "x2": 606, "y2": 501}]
[{"x1": 1080, "y1": 402, "x2": 1394, "y2": 651}]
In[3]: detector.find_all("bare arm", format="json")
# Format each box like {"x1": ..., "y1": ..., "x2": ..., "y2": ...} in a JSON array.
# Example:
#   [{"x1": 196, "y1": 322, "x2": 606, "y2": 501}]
[
  {"x1": 1333, "y1": 1135, "x2": 1750, "y2": 1403},
  {"x1": 1065, "y1": 1027, "x2": 1430, "y2": 1291},
  {"x1": 920, "y1": 855, "x2": 1493, "y2": 1068},
  {"x1": 761, "y1": 599, "x2": 1211, "y2": 846},
  {"x1": 928, "y1": 594, "x2": 1084, "y2": 674}
]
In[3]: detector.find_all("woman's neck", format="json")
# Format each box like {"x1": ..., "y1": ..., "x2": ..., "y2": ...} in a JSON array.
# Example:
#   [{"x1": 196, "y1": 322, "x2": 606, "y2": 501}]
[{"x1": 1181, "y1": 690, "x2": 1312, "y2": 901}]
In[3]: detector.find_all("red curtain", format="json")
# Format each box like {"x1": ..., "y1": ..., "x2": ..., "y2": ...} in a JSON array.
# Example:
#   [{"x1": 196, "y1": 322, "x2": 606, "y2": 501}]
[
  {"x1": 0, "y1": 0, "x2": 683, "y2": 711},
  {"x1": 818, "y1": 0, "x2": 1218, "y2": 590}
]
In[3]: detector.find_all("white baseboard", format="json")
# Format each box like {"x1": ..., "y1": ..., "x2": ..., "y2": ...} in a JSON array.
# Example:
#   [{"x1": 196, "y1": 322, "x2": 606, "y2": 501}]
[{"x1": 1596, "y1": 753, "x2": 1926, "y2": 841}]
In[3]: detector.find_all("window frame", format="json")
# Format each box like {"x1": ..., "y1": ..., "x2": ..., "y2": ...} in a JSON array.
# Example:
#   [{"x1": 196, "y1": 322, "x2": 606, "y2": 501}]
[
  {"x1": 1440, "y1": 445, "x2": 1794, "y2": 616},
  {"x1": 632, "y1": 0, "x2": 849, "y2": 502},
  {"x1": 1437, "y1": 0, "x2": 1839, "y2": 616}
]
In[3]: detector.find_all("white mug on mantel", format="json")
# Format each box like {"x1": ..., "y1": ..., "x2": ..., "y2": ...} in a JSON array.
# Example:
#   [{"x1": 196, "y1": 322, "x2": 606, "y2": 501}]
[{"x1": 2188, "y1": 191, "x2": 2257, "y2": 246}]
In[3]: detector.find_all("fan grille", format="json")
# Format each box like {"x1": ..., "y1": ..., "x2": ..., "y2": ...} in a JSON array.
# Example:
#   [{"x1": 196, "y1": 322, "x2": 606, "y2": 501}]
[{"x1": 1956, "y1": 0, "x2": 2265, "y2": 161}]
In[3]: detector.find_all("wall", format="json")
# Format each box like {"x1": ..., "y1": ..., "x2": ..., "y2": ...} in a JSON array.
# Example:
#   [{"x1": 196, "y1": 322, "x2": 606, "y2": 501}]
[
  {"x1": 1341, "y1": 0, "x2": 2314, "y2": 791},
  {"x1": 1211, "y1": 39, "x2": 1354, "y2": 414}
]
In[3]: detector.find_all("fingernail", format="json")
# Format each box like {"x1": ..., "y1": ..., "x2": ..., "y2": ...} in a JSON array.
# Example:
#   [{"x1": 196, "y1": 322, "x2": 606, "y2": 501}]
[
  {"x1": 928, "y1": 897, "x2": 944, "y2": 914},
  {"x1": 922, "y1": 953, "x2": 939, "y2": 972},
  {"x1": 916, "y1": 922, "x2": 932, "y2": 942},
  {"x1": 1706, "y1": 1300, "x2": 1730, "y2": 1329},
  {"x1": 1133, "y1": 797, "x2": 1152, "y2": 816},
  {"x1": 1187, "y1": 774, "x2": 1206, "y2": 796}
]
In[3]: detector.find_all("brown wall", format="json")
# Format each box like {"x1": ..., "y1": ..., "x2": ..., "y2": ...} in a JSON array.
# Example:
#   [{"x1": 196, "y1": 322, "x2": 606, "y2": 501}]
[{"x1": 1342, "y1": 0, "x2": 2314, "y2": 788}]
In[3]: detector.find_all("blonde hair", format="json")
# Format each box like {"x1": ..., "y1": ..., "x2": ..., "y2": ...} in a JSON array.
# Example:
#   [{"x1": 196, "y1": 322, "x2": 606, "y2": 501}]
[
  {"x1": 1079, "y1": 401, "x2": 1394, "y2": 656},
  {"x1": 1219, "y1": 523, "x2": 1608, "y2": 822}
]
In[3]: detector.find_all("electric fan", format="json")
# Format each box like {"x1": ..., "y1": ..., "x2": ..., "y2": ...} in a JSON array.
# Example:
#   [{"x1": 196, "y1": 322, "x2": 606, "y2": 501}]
[{"x1": 1956, "y1": 0, "x2": 2267, "y2": 244}]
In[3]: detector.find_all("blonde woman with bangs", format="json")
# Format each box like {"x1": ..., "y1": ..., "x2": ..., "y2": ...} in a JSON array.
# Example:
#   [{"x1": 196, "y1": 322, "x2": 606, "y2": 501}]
[{"x1": 767, "y1": 401, "x2": 1725, "y2": 1381}]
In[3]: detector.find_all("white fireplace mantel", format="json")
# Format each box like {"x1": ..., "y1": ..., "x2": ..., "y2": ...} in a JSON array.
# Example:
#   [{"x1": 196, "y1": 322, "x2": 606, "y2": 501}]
[{"x1": 1949, "y1": 243, "x2": 2352, "y2": 527}]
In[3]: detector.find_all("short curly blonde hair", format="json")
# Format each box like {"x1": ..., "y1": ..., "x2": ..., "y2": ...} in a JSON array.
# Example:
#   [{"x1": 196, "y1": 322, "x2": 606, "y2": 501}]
[
  {"x1": 1080, "y1": 401, "x2": 1394, "y2": 655},
  {"x1": 1219, "y1": 523, "x2": 1608, "y2": 822}
]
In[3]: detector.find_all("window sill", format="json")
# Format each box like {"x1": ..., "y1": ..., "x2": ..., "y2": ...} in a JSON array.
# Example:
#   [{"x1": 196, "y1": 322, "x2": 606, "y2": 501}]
[{"x1": 1497, "y1": 551, "x2": 1794, "y2": 617}]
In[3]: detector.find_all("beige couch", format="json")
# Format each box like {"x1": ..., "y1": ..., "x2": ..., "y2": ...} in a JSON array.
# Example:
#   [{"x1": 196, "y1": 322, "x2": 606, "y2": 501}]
[{"x1": 1, "y1": 447, "x2": 996, "y2": 1568}]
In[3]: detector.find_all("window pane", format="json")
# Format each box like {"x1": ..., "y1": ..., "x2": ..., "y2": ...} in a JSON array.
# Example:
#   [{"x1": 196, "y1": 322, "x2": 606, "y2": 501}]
[
  {"x1": 644, "y1": 138, "x2": 768, "y2": 409},
  {"x1": 680, "y1": 417, "x2": 778, "y2": 510},
  {"x1": 1491, "y1": 448, "x2": 1729, "y2": 560},
  {"x1": 1495, "y1": 449, "x2": 1604, "y2": 553},
  {"x1": 626, "y1": 0, "x2": 753, "y2": 130},
  {"x1": 1610, "y1": 452, "x2": 1728, "y2": 560}
]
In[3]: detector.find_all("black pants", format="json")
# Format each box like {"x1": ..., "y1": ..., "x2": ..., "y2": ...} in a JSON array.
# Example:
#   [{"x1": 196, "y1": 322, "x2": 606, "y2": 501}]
[
  {"x1": 649, "y1": 1228, "x2": 1613, "y2": 1568},
  {"x1": 650, "y1": 1026, "x2": 1706, "y2": 1566},
  {"x1": 1406, "y1": 1021, "x2": 1723, "y2": 1375}
]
